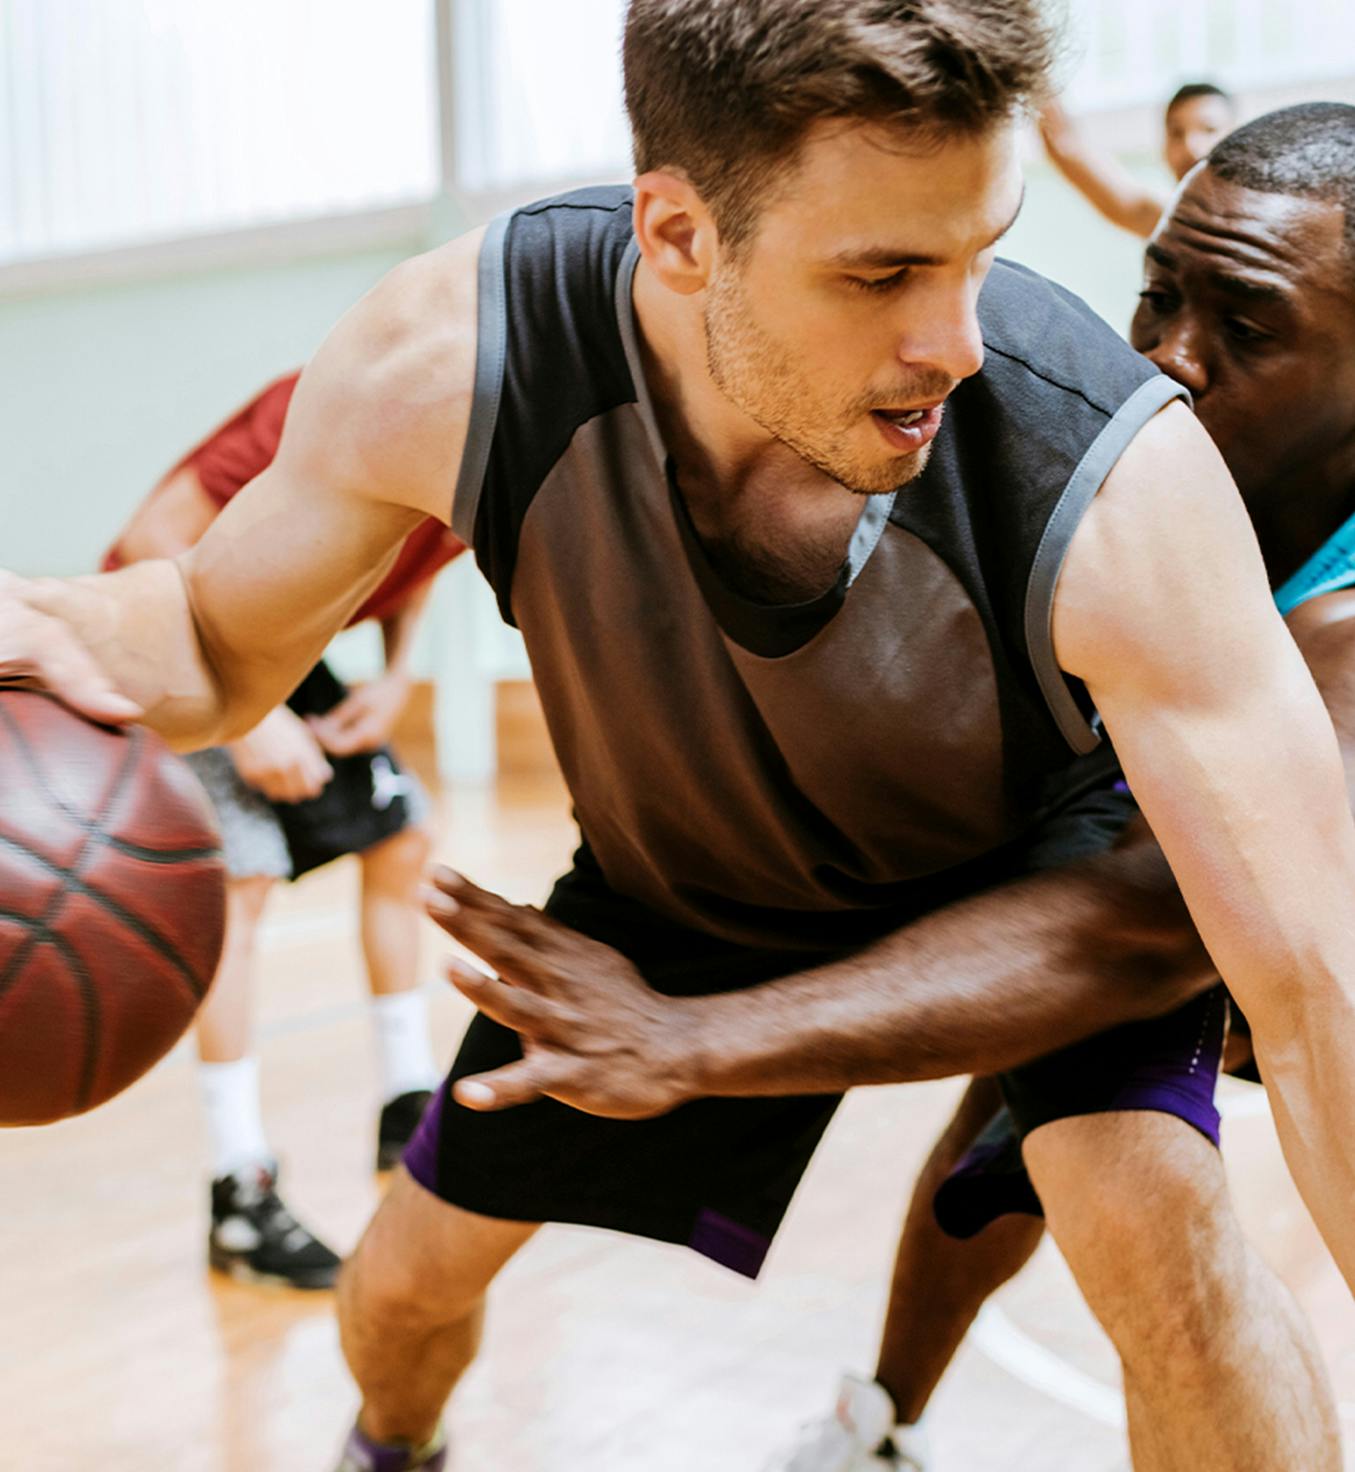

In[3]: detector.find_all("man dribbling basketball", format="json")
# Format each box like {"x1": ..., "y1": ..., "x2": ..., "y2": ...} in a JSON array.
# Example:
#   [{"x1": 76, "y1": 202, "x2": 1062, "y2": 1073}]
[
  {"x1": 4, "y1": 5, "x2": 1355, "y2": 1470},
  {"x1": 102, "y1": 374, "x2": 463, "y2": 1288}
]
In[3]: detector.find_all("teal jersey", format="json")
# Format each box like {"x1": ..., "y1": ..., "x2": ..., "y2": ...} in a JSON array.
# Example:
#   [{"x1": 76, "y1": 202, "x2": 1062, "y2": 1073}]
[{"x1": 1275, "y1": 510, "x2": 1355, "y2": 614}]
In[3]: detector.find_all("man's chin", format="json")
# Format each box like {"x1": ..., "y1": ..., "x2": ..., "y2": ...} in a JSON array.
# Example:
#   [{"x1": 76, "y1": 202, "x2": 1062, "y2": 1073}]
[{"x1": 837, "y1": 443, "x2": 931, "y2": 496}]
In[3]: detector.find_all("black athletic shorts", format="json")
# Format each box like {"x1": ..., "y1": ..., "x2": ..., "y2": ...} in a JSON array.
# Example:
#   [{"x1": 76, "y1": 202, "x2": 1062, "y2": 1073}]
[
  {"x1": 404, "y1": 762, "x2": 1222, "y2": 1277},
  {"x1": 277, "y1": 662, "x2": 425, "y2": 879}
]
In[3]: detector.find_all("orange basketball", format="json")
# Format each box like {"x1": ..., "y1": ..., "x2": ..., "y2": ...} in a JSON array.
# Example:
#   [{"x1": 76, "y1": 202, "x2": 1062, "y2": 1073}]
[{"x1": 0, "y1": 691, "x2": 225, "y2": 1125}]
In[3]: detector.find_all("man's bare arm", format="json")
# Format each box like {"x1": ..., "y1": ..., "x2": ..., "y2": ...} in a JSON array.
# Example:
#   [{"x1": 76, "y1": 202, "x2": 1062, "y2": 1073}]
[
  {"x1": 1053, "y1": 402, "x2": 1355, "y2": 1287},
  {"x1": 0, "y1": 229, "x2": 483, "y2": 749},
  {"x1": 1039, "y1": 101, "x2": 1167, "y2": 239}
]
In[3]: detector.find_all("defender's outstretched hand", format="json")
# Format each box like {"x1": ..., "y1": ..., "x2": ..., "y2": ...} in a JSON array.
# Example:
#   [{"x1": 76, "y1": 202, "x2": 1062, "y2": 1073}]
[{"x1": 424, "y1": 867, "x2": 700, "y2": 1119}]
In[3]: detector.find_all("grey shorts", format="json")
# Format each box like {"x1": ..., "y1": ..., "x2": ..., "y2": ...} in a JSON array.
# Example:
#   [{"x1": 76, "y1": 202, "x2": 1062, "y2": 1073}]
[{"x1": 183, "y1": 746, "x2": 429, "y2": 882}]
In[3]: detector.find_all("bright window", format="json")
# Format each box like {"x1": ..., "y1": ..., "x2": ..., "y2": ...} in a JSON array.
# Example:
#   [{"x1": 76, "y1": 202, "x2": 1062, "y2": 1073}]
[
  {"x1": 0, "y1": 0, "x2": 440, "y2": 263},
  {"x1": 1063, "y1": 0, "x2": 1355, "y2": 111},
  {"x1": 453, "y1": 0, "x2": 630, "y2": 192}
]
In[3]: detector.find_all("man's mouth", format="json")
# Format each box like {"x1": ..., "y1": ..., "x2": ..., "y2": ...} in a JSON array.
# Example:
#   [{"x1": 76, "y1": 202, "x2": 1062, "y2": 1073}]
[{"x1": 870, "y1": 403, "x2": 946, "y2": 452}]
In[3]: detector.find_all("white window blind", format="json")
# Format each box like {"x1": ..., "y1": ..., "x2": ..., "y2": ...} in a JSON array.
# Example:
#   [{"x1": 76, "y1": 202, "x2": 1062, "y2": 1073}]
[
  {"x1": 1062, "y1": 0, "x2": 1355, "y2": 112},
  {"x1": 453, "y1": 0, "x2": 630, "y2": 193},
  {"x1": 0, "y1": 0, "x2": 440, "y2": 264}
]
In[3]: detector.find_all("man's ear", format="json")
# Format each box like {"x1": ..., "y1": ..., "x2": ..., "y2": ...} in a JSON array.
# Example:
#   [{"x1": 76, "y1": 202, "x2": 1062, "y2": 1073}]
[{"x1": 632, "y1": 169, "x2": 720, "y2": 295}]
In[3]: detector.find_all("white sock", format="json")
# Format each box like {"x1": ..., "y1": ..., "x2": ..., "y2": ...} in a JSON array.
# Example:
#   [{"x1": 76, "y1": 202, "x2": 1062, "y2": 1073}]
[
  {"x1": 370, "y1": 989, "x2": 439, "y2": 1103},
  {"x1": 198, "y1": 1057, "x2": 272, "y2": 1180}
]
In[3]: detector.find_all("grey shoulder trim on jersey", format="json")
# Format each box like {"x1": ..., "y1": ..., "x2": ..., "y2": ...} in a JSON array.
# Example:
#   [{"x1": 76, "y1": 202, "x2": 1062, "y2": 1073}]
[
  {"x1": 451, "y1": 210, "x2": 512, "y2": 544},
  {"x1": 846, "y1": 490, "x2": 898, "y2": 585},
  {"x1": 614, "y1": 238, "x2": 668, "y2": 472},
  {"x1": 1024, "y1": 374, "x2": 1191, "y2": 754}
]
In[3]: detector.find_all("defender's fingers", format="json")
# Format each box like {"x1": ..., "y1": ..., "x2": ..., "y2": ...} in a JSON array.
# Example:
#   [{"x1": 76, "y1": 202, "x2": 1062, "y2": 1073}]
[
  {"x1": 446, "y1": 958, "x2": 558, "y2": 1030},
  {"x1": 453, "y1": 1055, "x2": 569, "y2": 1111}
]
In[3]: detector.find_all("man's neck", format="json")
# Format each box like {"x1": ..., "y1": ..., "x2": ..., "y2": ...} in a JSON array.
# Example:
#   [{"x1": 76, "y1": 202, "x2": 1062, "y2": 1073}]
[
  {"x1": 630, "y1": 259, "x2": 865, "y2": 603},
  {"x1": 630, "y1": 259, "x2": 797, "y2": 496}
]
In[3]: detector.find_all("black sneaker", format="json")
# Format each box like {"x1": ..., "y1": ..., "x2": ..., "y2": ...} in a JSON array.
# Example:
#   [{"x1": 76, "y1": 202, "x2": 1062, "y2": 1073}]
[
  {"x1": 376, "y1": 1090, "x2": 433, "y2": 1171},
  {"x1": 208, "y1": 1162, "x2": 341, "y2": 1290}
]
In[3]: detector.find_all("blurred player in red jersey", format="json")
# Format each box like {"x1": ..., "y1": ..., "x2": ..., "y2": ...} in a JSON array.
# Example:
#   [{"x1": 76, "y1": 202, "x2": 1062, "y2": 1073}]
[{"x1": 105, "y1": 374, "x2": 464, "y2": 1288}]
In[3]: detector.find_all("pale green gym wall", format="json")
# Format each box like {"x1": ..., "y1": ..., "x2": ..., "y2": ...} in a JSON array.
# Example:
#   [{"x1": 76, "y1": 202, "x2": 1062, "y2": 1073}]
[
  {"x1": 0, "y1": 241, "x2": 423, "y2": 578},
  {"x1": 0, "y1": 159, "x2": 1151, "y2": 579}
]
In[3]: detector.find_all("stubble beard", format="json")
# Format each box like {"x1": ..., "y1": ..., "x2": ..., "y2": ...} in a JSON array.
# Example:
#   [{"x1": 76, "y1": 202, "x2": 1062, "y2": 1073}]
[{"x1": 703, "y1": 267, "x2": 931, "y2": 495}]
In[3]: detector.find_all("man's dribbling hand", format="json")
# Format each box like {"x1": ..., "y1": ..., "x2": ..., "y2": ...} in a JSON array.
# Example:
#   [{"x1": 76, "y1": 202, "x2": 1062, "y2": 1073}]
[
  {"x1": 423, "y1": 867, "x2": 702, "y2": 1119},
  {"x1": 0, "y1": 572, "x2": 143, "y2": 724}
]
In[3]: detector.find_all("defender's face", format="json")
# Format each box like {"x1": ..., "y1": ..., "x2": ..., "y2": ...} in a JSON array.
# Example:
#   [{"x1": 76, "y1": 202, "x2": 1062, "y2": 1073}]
[
  {"x1": 1163, "y1": 94, "x2": 1235, "y2": 181},
  {"x1": 1130, "y1": 168, "x2": 1355, "y2": 506},
  {"x1": 702, "y1": 120, "x2": 1024, "y2": 494}
]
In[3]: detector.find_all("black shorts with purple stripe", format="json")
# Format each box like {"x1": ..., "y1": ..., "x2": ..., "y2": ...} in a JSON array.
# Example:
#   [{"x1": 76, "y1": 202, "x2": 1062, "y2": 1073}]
[{"x1": 404, "y1": 769, "x2": 1221, "y2": 1277}]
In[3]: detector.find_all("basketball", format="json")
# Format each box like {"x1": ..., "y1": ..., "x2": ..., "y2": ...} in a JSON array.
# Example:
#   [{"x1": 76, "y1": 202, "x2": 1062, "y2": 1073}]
[{"x1": 0, "y1": 690, "x2": 225, "y2": 1126}]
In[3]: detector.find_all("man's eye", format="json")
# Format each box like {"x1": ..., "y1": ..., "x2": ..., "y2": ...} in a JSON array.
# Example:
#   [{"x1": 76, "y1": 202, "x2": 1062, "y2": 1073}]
[
  {"x1": 1136, "y1": 288, "x2": 1177, "y2": 315},
  {"x1": 1225, "y1": 317, "x2": 1271, "y2": 346},
  {"x1": 848, "y1": 269, "x2": 909, "y2": 294}
]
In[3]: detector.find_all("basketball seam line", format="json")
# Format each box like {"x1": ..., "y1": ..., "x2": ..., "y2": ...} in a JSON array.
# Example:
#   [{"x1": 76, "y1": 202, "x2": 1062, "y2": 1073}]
[
  {"x1": 0, "y1": 819, "x2": 221, "y2": 868},
  {"x1": 1, "y1": 715, "x2": 144, "y2": 1031},
  {"x1": 0, "y1": 832, "x2": 207, "y2": 1003},
  {"x1": 0, "y1": 698, "x2": 135, "y2": 832},
  {"x1": 0, "y1": 906, "x2": 47, "y2": 1008},
  {"x1": 46, "y1": 928, "x2": 101, "y2": 1112},
  {"x1": 102, "y1": 836, "x2": 222, "y2": 865},
  {"x1": 0, "y1": 906, "x2": 102, "y2": 1112},
  {"x1": 0, "y1": 702, "x2": 218, "y2": 863}
]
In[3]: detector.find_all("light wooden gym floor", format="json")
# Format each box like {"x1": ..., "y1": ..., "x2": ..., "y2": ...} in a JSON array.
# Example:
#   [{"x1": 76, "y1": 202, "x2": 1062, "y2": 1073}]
[{"x1": 4, "y1": 762, "x2": 1353, "y2": 1471}]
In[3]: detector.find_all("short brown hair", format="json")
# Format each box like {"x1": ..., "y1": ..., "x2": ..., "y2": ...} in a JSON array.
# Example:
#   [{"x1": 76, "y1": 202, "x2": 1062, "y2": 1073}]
[{"x1": 624, "y1": 0, "x2": 1058, "y2": 245}]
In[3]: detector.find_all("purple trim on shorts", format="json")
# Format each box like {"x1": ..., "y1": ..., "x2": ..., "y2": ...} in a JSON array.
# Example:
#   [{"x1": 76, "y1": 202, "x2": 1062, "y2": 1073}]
[
  {"x1": 401, "y1": 1082, "x2": 445, "y2": 1192},
  {"x1": 688, "y1": 1209, "x2": 771, "y2": 1279},
  {"x1": 1108, "y1": 986, "x2": 1227, "y2": 1146},
  {"x1": 1101, "y1": 1076, "x2": 1221, "y2": 1146},
  {"x1": 339, "y1": 1425, "x2": 446, "y2": 1471}
]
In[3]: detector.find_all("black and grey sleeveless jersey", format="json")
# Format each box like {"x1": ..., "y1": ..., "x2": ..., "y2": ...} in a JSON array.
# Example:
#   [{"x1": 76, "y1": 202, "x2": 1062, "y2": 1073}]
[{"x1": 452, "y1": 187, "x2": 1186, "y2": 949}]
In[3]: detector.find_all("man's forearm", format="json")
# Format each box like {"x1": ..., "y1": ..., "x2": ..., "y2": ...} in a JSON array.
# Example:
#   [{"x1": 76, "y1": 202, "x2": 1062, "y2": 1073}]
[
  {"x1": 680, "y1": 829, "x2": 1215, "y2": 1096},
  {"x1": 1039, "y1": 117, "x2": 1164, "y2": 237},
  {"x1": 16, "y1": 562, "x2": 230, "y2": 747}
]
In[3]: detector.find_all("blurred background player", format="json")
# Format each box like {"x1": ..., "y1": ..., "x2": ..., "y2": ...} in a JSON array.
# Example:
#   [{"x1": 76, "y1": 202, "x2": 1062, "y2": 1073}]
[
  {"x1": 103, "y1": 372, "x2": 464, "y2": 1288},
  {"x1": 1039, "y1": 81, "x2": 1237, "y2": 237}
]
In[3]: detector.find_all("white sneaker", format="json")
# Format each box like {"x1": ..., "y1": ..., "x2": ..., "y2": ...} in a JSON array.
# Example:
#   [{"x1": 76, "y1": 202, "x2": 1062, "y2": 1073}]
[{"x1": 768, "y1": 1374, "x2": 931, "y2": 1471}]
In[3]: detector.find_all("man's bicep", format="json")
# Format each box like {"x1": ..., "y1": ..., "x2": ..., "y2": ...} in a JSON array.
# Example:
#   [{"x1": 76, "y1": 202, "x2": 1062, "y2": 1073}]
[
  {"x1": 1054, "y1": 405, "x2": 1355, "y2": 1026},
  {"x1": 177, "y1": 231, "x2": 484, "y2": 733}
]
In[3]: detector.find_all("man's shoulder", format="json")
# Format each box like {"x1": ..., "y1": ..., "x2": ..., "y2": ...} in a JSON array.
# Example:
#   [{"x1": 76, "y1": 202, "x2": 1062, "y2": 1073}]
[
  {"x1": 978, "y1": 259, "x2": 1161, "y2": 420},
  {"x1": 276, "y1": 229, "x2": 487, "y2": 521},
  {"x1": 501, "y1": 185, "x2": 637, "y2": 330}
]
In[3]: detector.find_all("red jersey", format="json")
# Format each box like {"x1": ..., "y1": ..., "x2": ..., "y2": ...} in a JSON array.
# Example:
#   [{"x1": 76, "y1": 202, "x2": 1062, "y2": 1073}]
[{"x1": 106, "y1": 372, "x2": 465, "y2": 627}]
